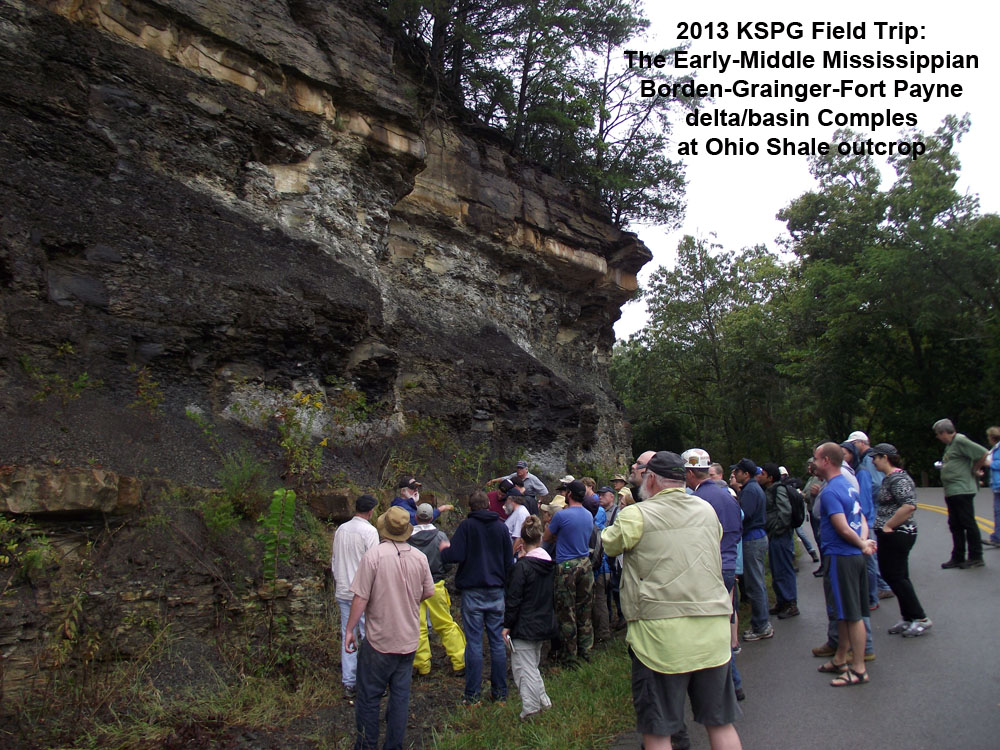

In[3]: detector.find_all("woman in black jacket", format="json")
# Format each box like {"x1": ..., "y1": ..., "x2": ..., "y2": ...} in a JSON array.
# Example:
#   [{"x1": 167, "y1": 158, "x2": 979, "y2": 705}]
[{"x1": 502, "y1": 515, "x2": 558, "y2": 720}]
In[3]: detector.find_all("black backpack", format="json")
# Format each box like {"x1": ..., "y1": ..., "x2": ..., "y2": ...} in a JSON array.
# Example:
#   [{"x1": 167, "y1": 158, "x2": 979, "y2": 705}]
[{"x1": 780, "y1": 478, "x2": 806, "y2": 529}]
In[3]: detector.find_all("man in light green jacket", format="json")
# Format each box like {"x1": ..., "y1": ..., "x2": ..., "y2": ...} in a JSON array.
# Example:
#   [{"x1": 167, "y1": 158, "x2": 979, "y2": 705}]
[{"x1": 603, "y1": 451, "x2": 742, "y2": 750}]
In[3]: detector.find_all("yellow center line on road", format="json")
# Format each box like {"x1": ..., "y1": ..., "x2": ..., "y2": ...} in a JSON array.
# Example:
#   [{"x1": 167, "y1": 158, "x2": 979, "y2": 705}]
[{"x1": 915, "y1": 502, "x2": 995, "y2": 532}]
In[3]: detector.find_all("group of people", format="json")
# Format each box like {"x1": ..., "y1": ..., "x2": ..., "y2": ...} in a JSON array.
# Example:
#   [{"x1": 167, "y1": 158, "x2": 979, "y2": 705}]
[{"x1": 329, "y1": 419, "x2": 996, "y2": 750}]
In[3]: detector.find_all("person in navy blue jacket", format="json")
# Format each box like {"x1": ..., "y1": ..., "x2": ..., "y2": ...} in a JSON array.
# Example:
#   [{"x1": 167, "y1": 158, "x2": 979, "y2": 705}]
[{"x1": 440, "y1": 491, "x2": 514, "y2": 704}]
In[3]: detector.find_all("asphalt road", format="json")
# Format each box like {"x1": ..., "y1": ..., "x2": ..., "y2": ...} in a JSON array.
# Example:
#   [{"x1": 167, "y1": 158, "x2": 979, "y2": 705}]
[{"x1": 609, "y1": 487, "x2": 1000, "y2": 750}]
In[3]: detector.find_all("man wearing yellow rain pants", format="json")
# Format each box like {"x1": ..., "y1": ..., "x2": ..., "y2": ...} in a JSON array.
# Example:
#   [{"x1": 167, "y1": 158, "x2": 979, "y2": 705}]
[{"x1": 409, "y1": 503, "x2": 466, "y2": 675}]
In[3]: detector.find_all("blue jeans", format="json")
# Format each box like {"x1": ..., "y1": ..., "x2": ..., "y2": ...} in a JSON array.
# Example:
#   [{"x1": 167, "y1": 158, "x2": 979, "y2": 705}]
[
  {"x1": 355, "y1": 638, "x2": 414, "y2": 750},
  {"x1": 768, "y1": 532, "x2": 797, "y2": 606},
  {"x1": 743, "y1": 536, "x2": 769, "y2": 631},
  {"x1": 460, "y1": 587, "x2": 507, "y2": 701},
  {"x1": 338, "y1": 598, "x2": 366, "y2": 688},
  {"x1": 991, "y1": 491, "x2": 1000, "y2": 545},
  {"x1": 795, "y1": 523, "x2": 816, "y2": 555},
  {"x1": 865, "y1": 553, "x2": 879, "y2": 606},
  {"x1": 722, "y1": 571, "x2": 742, "y2": 693}
]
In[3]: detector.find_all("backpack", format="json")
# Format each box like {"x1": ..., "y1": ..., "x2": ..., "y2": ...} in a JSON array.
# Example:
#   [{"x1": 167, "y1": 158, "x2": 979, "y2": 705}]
[{"x1": 780, "y1": 478, "x2": 806, "y2": 529}]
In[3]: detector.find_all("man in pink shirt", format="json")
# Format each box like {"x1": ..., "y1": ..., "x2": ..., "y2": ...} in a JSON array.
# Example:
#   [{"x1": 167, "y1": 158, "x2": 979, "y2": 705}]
[{"x1": 344, "y1": 506, "x2": 435, "y2": 750}]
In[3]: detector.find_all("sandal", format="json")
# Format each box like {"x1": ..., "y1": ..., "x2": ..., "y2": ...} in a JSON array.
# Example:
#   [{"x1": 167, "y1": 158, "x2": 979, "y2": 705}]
[
  {"x1": 817, "y1": 660, "x2": 848, "y2": 673},
  {"x1": 830, "y1": 668, "x2": 869, "y2": 687}
]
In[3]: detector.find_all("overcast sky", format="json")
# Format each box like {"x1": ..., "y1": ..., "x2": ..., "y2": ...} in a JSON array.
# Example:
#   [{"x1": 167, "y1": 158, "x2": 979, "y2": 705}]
[{"x1": 614, "y1": 0, "x2": 995, "y2": 339}]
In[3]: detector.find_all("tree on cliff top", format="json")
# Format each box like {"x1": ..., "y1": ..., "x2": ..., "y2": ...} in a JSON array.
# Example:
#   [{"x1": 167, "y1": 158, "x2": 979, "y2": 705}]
[{"x1": 382, "y1": 0, "x2": 688, "y2": 229}]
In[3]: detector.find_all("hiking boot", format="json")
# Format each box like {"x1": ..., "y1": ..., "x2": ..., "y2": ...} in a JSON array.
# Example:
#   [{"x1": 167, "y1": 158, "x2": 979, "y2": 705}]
[
  {"x1": 452, "y1": 668, "x2": 466, "y2": 678},
  {"x1": 878, "y1": 589, "x2": 895, "y2": 599},
  {"x1": 768, "y1": 604, "x2": 783, "y2": 615},
  {"x1": 812, "y1": 642, "x2": 836, "y2": 657},
  {"x1": 941, "y1": 559, "x2": 963, "y2": 569},
  {"x1": 902, "y1": 618, "x2": 933, "y2": 637},
  {"x1": 343, "y1": 685, "x2": 356, "y2": 700},
  {"x1": 777, "y1": 604, "x2": 800, "y2": 619},
  {"x1": 888, "y1": 619, "x2": 911, "y2": 634},
  {"x1": 960, "y1": 558, "x2": 984, "y2": 569},
  {"x1": 743, "y1": 623, "x2": 774, "y2": 641}
]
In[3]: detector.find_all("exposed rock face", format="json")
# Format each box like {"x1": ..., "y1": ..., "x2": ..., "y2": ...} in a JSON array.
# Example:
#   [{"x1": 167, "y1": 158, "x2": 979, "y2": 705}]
[{"x1": 0, "y1": 0, "x2": 649, "y2": 477}]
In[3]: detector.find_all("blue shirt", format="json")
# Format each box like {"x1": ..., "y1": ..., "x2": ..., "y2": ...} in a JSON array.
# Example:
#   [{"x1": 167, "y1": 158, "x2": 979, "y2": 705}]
[
  {"x1": 695, "y1": 481, "x2": 743, "y2": 572},
  {"x1": 820, "y1": 474, "x2": 863, "y2": 556},
  {"x1": 547, "y1": 505, "x2": 594, "y2": 562},
  {"x1": 738, "y1": 478, "x2": 767, "y2": 541},
  {"x1": 594, "y1": 506, "x2": 610, "y2": 575}
]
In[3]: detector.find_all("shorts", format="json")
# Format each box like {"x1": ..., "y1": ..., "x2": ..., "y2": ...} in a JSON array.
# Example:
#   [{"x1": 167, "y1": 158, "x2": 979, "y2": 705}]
[
  {"x1": 630, "y1": 648, "x2": 741, "y2": 736},
  {"x1": 823, "y1": 553, "x2": 869, "y2": 622}
]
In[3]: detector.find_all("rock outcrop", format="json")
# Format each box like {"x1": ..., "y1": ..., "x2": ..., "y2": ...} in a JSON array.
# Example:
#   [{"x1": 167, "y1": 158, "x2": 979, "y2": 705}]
[{"x1": 0, "y1": 0, "x2": 650, "y2": 479}]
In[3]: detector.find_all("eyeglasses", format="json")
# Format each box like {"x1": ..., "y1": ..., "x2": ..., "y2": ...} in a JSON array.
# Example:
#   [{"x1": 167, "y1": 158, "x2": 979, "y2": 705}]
[{"x1": 632, "y1": 463, "x2": 646, "y2": 470}]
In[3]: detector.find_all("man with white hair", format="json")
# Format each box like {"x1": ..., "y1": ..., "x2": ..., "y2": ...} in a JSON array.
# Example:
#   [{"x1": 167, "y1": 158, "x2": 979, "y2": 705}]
[
  {"x1": 603, "y1": 451, "x2": 742, "y2": 750},
  {"x1": 933, "y1": 419, "x2": 990, "y2": 569}
]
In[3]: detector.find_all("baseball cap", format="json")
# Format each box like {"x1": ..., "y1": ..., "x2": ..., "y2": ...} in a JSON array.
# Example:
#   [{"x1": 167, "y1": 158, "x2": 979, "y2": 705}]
[
  {"x1": 681, "y1": 448, "x2": 711, "y2": 469},
  {"x1": 566, "y1": 480, "x2": 587, "y2": 501},
  {"x1": 558, "y1": 474, "x2": 575, "y2": 485},
  {"x1": 597, "y1": 486, "x2": 615, "y2": 495},
  {"x1": 871, "y1": 442, "x2": 899, "y2": 457},
  {"x1": 415, "y1": 503, "x2": 435, "y2": 522},
  {"x1": 729, "y1": 458, "x2": 758, "y2": 475},
  {"x1": 355, "y1": 495, "x2": 378, "y2": 513},
  {"x1": 516, "y1": 460, "x2": 529, "y2": 469},
  {"x1": 846, "y1": 430, "x2": 869, "y2": 443},
  {"x1": 645, "y1": 451, "x2": 686, "y2": 479},
  {"x1": 397, "y1": 477, "x2": 422, "y2": 490}
]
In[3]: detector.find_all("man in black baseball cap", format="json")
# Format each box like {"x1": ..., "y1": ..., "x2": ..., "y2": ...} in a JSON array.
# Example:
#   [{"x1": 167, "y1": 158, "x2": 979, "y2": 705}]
[
  {"x1": 731, "y1": 458, "x2": 771, "y2": 642},
  {"x1": 390, "y1": 477, "x2": 453, "y2": 525}
]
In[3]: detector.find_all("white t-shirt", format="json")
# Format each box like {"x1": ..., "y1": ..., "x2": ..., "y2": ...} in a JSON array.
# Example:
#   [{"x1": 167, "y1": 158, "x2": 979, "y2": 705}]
[
  {"x1": 331, "y1": 516, "x2": 379, "y2": 601},
  {"x1": 504, "y1": 504, "x2": 530, "y2": 540}
]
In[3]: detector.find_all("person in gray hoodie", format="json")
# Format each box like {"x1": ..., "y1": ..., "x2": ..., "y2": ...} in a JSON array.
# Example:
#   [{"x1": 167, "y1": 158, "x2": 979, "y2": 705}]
[{"x1": 409, "y1": 503, "x2": 466, "y2": 677}]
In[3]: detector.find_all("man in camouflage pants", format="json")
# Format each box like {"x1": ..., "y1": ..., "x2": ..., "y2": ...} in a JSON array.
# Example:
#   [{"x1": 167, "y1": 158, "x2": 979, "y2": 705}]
[{"x1": 543, "y1": 480, "x2": 595, "y2": 665}]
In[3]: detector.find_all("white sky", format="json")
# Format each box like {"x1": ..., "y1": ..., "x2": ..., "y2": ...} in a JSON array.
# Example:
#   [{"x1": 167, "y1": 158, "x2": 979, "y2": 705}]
[{"x1": 614, "y1": 0, "x2": 997, "y2": 339}]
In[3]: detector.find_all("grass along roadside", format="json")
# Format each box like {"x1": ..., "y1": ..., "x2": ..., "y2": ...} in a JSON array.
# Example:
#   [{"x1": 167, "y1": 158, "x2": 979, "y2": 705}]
[{"x1": 431, "y1": 638, "x2": 634, "y2": 750}]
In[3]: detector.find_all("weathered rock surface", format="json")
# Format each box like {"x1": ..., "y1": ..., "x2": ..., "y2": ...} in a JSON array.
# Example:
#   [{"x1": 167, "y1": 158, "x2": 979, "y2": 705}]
[
  {"x1": 0, "y1": 465, "x2": 142, "y2": 514},
  {"x1": 0, "y1": 0, "x2": 649, "y2": 480}
]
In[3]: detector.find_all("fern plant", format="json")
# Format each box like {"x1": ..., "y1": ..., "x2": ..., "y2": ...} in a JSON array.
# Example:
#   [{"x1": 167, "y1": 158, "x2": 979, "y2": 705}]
[{"x1": 258, "y1": 489, "x2": 296, "y2": 584}]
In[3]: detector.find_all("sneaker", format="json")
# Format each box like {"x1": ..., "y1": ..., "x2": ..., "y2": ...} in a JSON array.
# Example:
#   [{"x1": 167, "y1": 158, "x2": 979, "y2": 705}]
[
  {"x1": 462, "y1": 695, "x2": 482, "y2": 707},
  {"x1": 812, "y1": 643, "x2": 836, "y2": 657},
  {"x1": 343, "y1": 685, "x2": 356, "y2": 700},
  {"x1": 734, "y1": 688, "x2": 746, "y2": 701},
  {"x1": 984, "y1": 537, "x2": 1000, "y2": 547},
  {"x1": 960, "y1": 558, "x2": 984, "y2": 569},
  {"x1": 941, "y1": 559, "x2": 963, "y2": 569},
  {"x1": 743, "y1": 624, "x2": 774, "y2": 641},
  {"x1": 812, "y1": 568, "x2": 824, "y2": 577},
  {"x1": 768, "y1": 604, "x2": 783, "y2": 615},
  {"x1": 777, "y1": 604, "x2": 800, "y2": 619},
  {"x1": 847, "y1": 650, "x2": 877, "y2": 662},
  {"x1": 888, "y1": 619, "x2": 911, "y2": 635},
  {"x1": 878, "y1": 589, "x2": 896, "y2": 599},
  {"x1": 810, "y1": 550, "x2": 820, "y2": 563},
  {"x1": 902, "y1": 618, "x2": 933, "y2": 637},
  {"x1": 869, "y1": 602, "x2": 879, "y2": 611},
  {"x1": 452, "y1": 668, "x2": 466, "y2": 678}
]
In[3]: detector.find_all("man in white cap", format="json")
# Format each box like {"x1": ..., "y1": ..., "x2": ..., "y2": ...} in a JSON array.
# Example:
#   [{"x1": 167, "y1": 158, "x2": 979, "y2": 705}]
[
  {"x1": 344, "y1": 506, "x2": 435, "y2": 750},
  {"x1": 846, "y1": 431, "x2": 892, "y2": 598}
]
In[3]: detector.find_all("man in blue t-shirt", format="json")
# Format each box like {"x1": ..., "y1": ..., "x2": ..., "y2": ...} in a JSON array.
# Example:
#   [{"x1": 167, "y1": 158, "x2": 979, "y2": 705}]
[
  {"x1": 543, "y1": 480, "x2": 595, "y2": 665},
  {"x1": 814, "y1": 442, "x2": 878, "y2": 687}
]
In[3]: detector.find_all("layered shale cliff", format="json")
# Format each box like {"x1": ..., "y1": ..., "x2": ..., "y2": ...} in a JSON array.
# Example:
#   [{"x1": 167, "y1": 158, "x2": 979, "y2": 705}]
[{"x1": 0, "y1": 0, "x2": 650, "y2": 478}]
